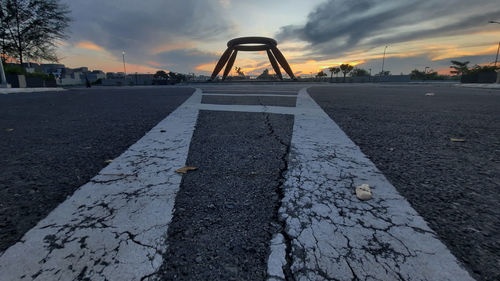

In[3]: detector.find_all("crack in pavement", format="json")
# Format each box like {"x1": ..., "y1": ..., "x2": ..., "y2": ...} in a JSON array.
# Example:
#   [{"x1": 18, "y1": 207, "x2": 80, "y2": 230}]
[{"x1": 258, "y1": 97, "x2": 297, "y2": 281}]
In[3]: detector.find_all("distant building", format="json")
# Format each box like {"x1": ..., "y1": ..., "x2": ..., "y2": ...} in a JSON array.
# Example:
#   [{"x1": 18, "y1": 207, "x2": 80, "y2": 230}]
[
  {"x1": 102, "y1": 73, "x2": 154, "y2": 86},
  {"x1": 128, "y1": 73, "x2": 154, "y2": 85},
  {"x1": 39, "y1": 63, "x2": 65, "y2": 74},
  {"x1": 193, "y1": 75, "x2": 211, "y2": 81},
  {"x1": 53, "y1": 66, "x2": 105, "y2": 85},
  {"x1": 86, "y1": 70, "x2": 105, "y2": 83}
]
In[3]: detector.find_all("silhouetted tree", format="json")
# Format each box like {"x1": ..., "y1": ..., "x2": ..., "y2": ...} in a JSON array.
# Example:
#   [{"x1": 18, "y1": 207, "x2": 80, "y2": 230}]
[
  {"x1": 350, "y1": 68, "x2": 369, "y2": 77},
  {"x1": 257, "y1": 69, "x2": 275, "y2": 80},
  {"x1": 468, "y1": 65, "x2": 496, "y2": 74},
  {"x1": 316, "y1": 70, "x2": 327, "y2": 80},
  {"x1": 154, "y1": 70, "x2": 168, "y2": 79},
  {"x1": 410, "y1": 69, "x2": 440, "y2": 80},
  {"x1": 0, "y1": 0, "x2": 71, "y2": 65},
  {"x1": 235, "y1": 66, "x2": 245, "y2": 77},
  {"x1": 450, "y1": 60, "x2": 470, "y2": 76},
  {"x1": 410, "y1": 69, "x2": 425, "y2": 80},
  {"x1": 328, "y1": 67, "x2": 340, "y2": 81},
  {"x1": 168, "y1": 71, "x2": 186, "y2": 83},
  {"x1": 339, "y1": 64, "x2": 353, "y2": 82}
]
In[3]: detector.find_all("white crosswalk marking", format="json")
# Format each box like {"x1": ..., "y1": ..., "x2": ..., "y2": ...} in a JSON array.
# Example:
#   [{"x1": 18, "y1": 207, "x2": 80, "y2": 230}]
[{"x1": 0, "y1": 91, "x2": 202, "y2": 281}]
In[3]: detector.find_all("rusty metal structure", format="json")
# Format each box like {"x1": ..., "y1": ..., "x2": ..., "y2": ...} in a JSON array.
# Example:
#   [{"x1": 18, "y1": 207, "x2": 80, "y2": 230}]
[{"x1": 210, "y1": 36, "x2": 296, "y2": 81}]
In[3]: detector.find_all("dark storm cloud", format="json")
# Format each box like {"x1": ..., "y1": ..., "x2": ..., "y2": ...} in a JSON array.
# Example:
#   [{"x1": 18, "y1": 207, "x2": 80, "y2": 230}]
[
  {"x1": 277, "y1": 0, "x2": 500, "y2": 57},
  {"x1": 63, "y1": 0, "x2": 234, "y2": 71}
]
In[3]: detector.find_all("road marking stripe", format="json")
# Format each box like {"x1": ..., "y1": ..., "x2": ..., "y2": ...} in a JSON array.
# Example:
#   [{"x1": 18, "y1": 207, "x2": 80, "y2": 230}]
[
  {"x1": 0, "y1": 88, "x2": 65, "y2": 94},
  {"x1": 201, "y1": 93, "x2": 298, "y2": 97},
  {"x1": 196, "y1": 104, "x2": 298, "y2": 115},
  {"x1": 202, "y1": 89, "x2": 298, "y2": 93},
  {"x1": 266, "y1": 87, "x2": 473, "y2": 280},
  {"x1": 0, "y1": 89, "x2": 202, "y2": 281}
]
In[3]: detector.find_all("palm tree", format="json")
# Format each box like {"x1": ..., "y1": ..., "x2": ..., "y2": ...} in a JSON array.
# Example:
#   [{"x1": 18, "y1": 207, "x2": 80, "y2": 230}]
[
  {"x1": 316, "y1": 70, "x2": 328, "y2": 80},
  {"x1": 328, "y1": 67, "x2": 340, "y2": 82},
  {"x1": 450, "y1": 60, "x2": 470, "y2": 76},
  {"x1": 339, "y1": 64, "x2": 354, "y2": 82}
]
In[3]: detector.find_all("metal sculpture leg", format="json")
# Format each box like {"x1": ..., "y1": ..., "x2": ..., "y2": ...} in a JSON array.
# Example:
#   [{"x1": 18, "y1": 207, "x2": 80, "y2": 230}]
[
  {"x1": 266, "y1": 49, "x2": 283, "y2": 80},
  {"x1": 271, "y1": 47, "x2": 295, "y2": 79},
  {"x1": 210, "y1": 47, "x2": 234, "y2": 80},
  {"x1": 222, "y1": 50, "x2": 238, "y2": 81}
]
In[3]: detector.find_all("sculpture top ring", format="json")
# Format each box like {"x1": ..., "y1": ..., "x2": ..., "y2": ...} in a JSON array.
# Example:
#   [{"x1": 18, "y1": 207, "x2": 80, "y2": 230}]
[
  {"x1": 227, "y1": 37, "x2": 278, "y2": 48},
  {"x1": 211, "y1": 36, "x2": 295, "y2": 81}
]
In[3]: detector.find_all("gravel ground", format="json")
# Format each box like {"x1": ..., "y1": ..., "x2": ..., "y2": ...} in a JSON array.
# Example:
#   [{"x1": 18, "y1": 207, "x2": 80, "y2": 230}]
[
  {"x1": 309, "y1": 85, "x2": 500, "y2": 281},
  {"x1": 158, "y1": 110, "x2": 293, "y2": 281},
  {"x1": 0, "y1": 87, "x2": 193, "y2": 252}
]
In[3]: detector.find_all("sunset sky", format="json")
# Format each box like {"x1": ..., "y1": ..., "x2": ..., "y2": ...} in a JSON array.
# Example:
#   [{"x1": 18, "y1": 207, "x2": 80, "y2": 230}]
[{"x1": 57, "y1": 0, "x2": 500, "y2": 77}]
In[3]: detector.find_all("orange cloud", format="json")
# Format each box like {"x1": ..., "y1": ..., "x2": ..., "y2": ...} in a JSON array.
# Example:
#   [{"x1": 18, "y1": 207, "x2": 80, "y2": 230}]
[
  {"x1": 147, "y1": 61, "x2": 163, "y2": 67},
  {"x1": 195, "y1": 62, "x2": 216, "y2": 72},
  {"x1": 429, "y1": 45, "x2": 498, "y2": 61},
  {"x1": 75, "y1": 41, "x2": 104, "y2": 51}
]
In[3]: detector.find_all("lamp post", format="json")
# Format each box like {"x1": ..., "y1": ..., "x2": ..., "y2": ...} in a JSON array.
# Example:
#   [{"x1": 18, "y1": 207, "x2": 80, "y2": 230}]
[
  {"x1": 0, "y1": 59, "x2": 10, "y2": 88},
  {"x1": 494, "y1": 42, "x2": 500, "y2": 68},
  {"x1": 489, "y1": 21, "x2": 500, "y2": 67},
  {"x1": 122, "y1": 51, "x2": 127, "y2": 75},
  {"x1": 381, "y1": 45, "x2": 388, "y2": 75}
]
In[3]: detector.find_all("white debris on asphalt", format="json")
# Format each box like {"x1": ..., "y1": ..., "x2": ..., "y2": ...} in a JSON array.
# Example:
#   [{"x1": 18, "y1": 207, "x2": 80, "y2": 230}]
[
  {"x1": 355, "y1": 183, "x2": 372, "y2": 201},
  {"x1": 266, "y1": 234, "x2": 287, "y2": 281}
]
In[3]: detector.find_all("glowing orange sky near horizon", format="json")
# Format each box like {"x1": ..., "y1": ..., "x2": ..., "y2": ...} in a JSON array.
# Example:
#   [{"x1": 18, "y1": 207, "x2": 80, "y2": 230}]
[{"x1": 59, "y1": 28, "x2": 500, "y2": 76}]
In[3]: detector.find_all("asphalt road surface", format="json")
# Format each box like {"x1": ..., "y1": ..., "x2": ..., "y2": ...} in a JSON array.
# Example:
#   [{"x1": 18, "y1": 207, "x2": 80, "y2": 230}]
[
  {"x1": 0, "y1": 84, "x2": 496, "y2": 281},
  {"x1": 158, "y1": 110, "x2": 293, "y2": 280}
]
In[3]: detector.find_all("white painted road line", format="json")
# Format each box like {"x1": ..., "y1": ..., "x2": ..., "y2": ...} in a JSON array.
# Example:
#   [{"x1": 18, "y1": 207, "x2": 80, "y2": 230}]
[
  {"x1": 0, "y1": 88, "x2": 65, "y2": 94},
  {"x1": 267, "y1": 88, "x2": 473, "y2": 281},
  {"x1": 197, "y1": 103, "x2": 299, "y2": 115},
  {"x1": 202, "y1": 93, "x2": 298, "y2": 97},
  {"x1": 0, "y1": 89, "x2": 202, "y2": 281},
  {"x1": 202, "y1": 89, "x2": 298, "y2": 93}
]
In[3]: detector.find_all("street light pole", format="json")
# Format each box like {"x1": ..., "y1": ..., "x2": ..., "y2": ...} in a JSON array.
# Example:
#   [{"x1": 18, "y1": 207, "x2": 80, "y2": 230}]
[
  {"x1": 495, "y1": 41, "x2": 500, "y2": 67},
  {"x1": 122, "y1": 51, "x2": 127, "y2": 75},
  {"x1": 0, "y1": 59, "x2": 10, "y2": 88},
  {"x1": 489, "y1": 21, "x2": 500, "y2": 67},
  {"x1": 381, "y1": 45, "x2": 388, "y2": 75}
]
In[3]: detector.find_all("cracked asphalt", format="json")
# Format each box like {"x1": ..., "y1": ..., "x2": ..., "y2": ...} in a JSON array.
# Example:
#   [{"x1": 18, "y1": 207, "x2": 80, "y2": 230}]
[
  {"x1": 0, "y1": 87, "x2": 193, "y2": 252},
  {"x1": 309, "y1": 84, "x2": 500, "y2": 281},
  {"x1": 157, "y1": 110, "x2": 293, "y2": 280}
]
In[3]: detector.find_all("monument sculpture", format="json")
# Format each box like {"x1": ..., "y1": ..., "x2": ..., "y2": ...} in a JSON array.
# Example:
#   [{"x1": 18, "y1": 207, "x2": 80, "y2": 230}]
[{"x1": 210, "y1": 37, "x2": 296, "y2": 81}]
